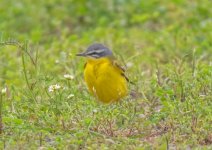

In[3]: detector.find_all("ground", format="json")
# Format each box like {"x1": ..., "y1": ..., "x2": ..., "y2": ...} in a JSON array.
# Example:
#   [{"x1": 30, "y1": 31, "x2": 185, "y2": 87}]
[{"x1": 0, "y1": 0, "x2": 212, "y2": 149}]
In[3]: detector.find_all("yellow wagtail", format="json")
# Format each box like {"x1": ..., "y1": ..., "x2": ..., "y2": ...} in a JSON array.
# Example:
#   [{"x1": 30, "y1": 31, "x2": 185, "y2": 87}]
[{"x1": 76, "y1": 43, "x2": 128, "y2": 103}]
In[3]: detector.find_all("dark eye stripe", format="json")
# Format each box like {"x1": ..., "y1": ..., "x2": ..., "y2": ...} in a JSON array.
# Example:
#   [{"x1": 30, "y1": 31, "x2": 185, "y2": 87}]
[{"x1": 86, "y1": 51, "x2": 95, "y2": 55}]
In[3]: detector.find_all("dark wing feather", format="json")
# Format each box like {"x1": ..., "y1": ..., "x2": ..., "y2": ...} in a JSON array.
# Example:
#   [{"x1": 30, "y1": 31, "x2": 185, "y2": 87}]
[
  {"x1": 84, "y1": 62, "x2": 87, "y2": 69},
  {"x1": 112, "y1": 60, "x2": 130, "y2": 83},
  {"x1": 112, "y1": 58, "x2": 135, "y2": 84}
]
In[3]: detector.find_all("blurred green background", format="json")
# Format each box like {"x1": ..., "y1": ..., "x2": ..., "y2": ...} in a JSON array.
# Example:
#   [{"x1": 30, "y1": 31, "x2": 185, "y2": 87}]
[
  {"x1": 1, "y1": 0, "x2": 211, "y2": 85},
  {"x1": 0, "y1": 0, "x2": 212, "y2": 149}
]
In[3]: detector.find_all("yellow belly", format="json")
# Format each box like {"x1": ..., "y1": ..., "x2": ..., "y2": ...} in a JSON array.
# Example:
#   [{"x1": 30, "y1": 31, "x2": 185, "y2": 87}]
[{"x1": 84, "y1": 57, "x2": 128, "y2": 103}]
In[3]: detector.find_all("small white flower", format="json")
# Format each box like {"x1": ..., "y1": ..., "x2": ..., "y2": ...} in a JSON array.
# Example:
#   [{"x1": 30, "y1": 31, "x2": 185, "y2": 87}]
[
  {"x1": 55, "y1": 60, "x2": 59, "y2": 64},
  {"x1": 48, "y1": 84, "x2": 62, "y2": 92},
  {"x1": 126, "y1": 62, "x2": 133, "y2": 68},
  {"x1": 199, "y1": 94, "x2": 206, "y2": 97},
  {"x1": 1, "y1": 88, "x2": 7, "y2": 94},
  {"x1": 64, "y1": 74, "x2": 74, "y2": 80},
  {"x1": 93, "y1": 109, "x2": 98, "y2": 113},
  {"x1": 67, "y1": 94, "x2": 74, "y2": 99}
]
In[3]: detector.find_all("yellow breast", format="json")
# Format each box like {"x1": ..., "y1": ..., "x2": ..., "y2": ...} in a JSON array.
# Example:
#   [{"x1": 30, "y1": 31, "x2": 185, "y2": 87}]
[{"x1": 84, "y1": 57, "x2": 128, "y2": 103}]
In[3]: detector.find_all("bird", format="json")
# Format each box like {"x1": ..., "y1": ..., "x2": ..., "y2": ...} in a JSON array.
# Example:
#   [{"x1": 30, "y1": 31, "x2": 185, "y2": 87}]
[{"x1": 76, "y1": 43, "x2": 129, "y2": 104}]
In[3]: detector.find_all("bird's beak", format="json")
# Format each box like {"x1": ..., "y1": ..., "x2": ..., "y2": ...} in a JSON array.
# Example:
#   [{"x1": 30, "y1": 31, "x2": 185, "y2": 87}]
[{"x1": 76, "y1": 52, "x2": 87, "y2": 57}]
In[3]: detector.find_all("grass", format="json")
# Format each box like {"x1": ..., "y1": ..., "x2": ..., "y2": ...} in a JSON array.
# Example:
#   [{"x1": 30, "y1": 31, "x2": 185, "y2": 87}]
[{"x1": 0, "y1": 0, "x2": 212, "y2": 149}]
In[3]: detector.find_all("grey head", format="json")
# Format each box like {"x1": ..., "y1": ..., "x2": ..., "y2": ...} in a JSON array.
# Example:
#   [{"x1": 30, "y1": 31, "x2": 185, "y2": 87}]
[{"x1": 76, "y1": 43, "x2": 113, "y2": 58}]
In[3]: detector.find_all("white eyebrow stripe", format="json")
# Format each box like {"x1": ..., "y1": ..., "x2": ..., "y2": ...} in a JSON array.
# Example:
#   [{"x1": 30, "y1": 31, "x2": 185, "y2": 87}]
[
  {"x1": 86, "y1": 50, "x2": 96, "y2": 55},
  {"x1": 95, "y1": 49, "x2": 105, "y2": 53},
  {"x1": 86, "y1": 49, "x2": 105, "y2": 55}
]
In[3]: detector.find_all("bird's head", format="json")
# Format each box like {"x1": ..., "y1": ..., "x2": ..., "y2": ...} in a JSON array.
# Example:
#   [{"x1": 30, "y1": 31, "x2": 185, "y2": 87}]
[{"x1": 76, "y1": 43, "x2": 113, "y2": 59}]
